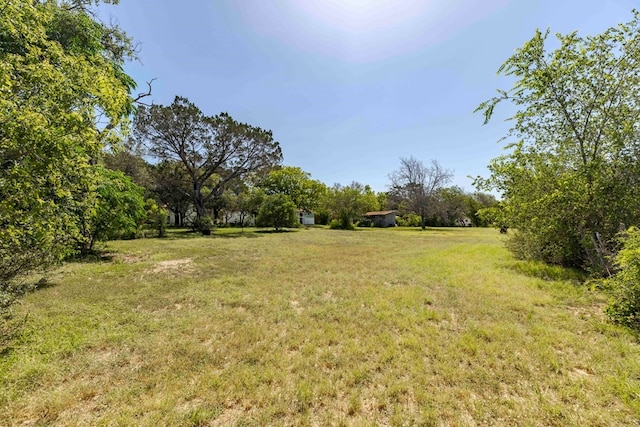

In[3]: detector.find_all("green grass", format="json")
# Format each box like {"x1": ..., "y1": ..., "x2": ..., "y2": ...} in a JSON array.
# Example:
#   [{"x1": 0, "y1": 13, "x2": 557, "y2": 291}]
[{"x1": 1, "y1": 227, "x2": 639, "y2": 426}]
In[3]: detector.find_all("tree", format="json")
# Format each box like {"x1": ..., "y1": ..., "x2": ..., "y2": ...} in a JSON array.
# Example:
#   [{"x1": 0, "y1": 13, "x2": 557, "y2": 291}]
[
  {"x1": 150, "y1": 160, "x2": 193, "y2": 227},
  {"x1": 259, "y1": 166, "x2": 327, "y2": 213},
  {"x1": 436, "y1": 186, "x2": 468, "y2": 226},
  {"x1": 467, "y1": 192, "x2": 499, "y2": 227},
  {"x1": 476, "y1": 11, "x2": 640, "y2": 272},
  {"x1": 77, "y1": 167, "x2": 146, "y2": 253},
  {"x1": 134, "y1": 97, "x2": 283, "y2": 233},
  {"x1": 1, "y1": 0, "x2": 139, "y2": 304},
  {"x1": 0, "y1": 0, "x2": 145, "y2": 345},
  {"x1": 327, "y1": 182, "x2": 379, "y2": 229},
  {"x1": 256, "y1": 194, "x2": 297, "y2": 231},
  {"x1": 103, "y1": 142, "x2": 153, "y2": 192},
  {"x1": 389, "y1": 157, "x2": 453, "y2": 230}
]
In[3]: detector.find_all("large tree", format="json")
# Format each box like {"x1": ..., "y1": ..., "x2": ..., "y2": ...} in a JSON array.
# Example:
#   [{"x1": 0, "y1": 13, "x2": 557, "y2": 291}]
[
  {"x1": 134, "y1": 97, "x2": 282, "y2": 232},
  {"x1": 389, "y1": 157, "x2": 453, "y2": 230},
  {"x1": 150, "y1": 160, "x2": 192, "y2": 227},
  {"x1": 327, "y1": 182, "x2": 379, "y2": 229},
  {"x1": 0, "y1": 0, "x2": 139, "y2": 304},
  {"x1": 259, "y1": 166, "x2": 327, "y2": 213},
  {"x1": 476, "y1": 11, "x2": 640, "y2": 273}
]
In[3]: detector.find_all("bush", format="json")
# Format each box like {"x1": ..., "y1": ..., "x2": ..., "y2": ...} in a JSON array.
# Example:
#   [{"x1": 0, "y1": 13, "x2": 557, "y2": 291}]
[
  {"x1": 329, "y1": 219, "x2": 354, "y2": 230},
  {"x1": 256, "y1": 194, "x2": 297, "y2": 231},
  {"x1": 188, "y1": 216, "x2": 214, "y2": 234},
  {"x1": 604, "y1": 227, "x2": 640, "y2": 329}
]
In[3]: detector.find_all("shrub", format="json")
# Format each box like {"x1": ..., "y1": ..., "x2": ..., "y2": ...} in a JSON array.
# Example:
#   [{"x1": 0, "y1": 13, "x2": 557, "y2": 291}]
[
  {"x1": 256, "y1": 194, "x2": 297, "y2": 231},
  {"x1": 604, "y1": 227, "x2": 640, "y2": 329},
  {"x1": 329, "y1": 219, "x2": 354, "y2": 230}
]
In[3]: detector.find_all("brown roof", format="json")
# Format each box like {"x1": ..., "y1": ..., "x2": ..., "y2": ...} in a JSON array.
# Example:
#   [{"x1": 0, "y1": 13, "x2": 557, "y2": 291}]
[{"x1": 364, "y1": 210, "x2": 396, "y2": 216}]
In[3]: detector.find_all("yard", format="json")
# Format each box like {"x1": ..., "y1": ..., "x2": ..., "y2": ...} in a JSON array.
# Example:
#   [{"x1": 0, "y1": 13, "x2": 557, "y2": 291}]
[{"x1": 1, "y1": 227, "x2": 639, "y2": 425}]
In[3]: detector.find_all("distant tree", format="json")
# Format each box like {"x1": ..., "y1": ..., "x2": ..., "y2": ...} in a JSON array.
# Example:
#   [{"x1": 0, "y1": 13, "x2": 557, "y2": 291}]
[
  {"x1": 389, "y1": 157, "x2": 453, "y2": 230},
  {"x1": 256, "y1": 194, "x2": 297, "y2": 231},
  {"x1": 223, "y1": 182, "x2": 265, "y2": 228},
  {"x1": 144, "y1": 199, "x2": 168, "y2": 238},
  {"x1": 435, "y1": 186, "x2": 468, "y2": 226},
  {"x1": 103, "y1": 143, "x2": 153, "y2": 192},
  {"x1": 327, "y1": 182, "x2": 379, "y2": 229},
  {"x1": 150, "y1": 160, "x2": 193, "y2": 227},
  {"x1": 134, "y1": 97, "x2": 282, "y2": 233},
  {"x1": 475, "y1": 11, "x2": 640, "y2": 272},
  {"x1": 468, "y1": 192, "x2": 498, "y2": 227},
  {"x1": 259, "y1": 166, "x2": 327, "y2": 213}
]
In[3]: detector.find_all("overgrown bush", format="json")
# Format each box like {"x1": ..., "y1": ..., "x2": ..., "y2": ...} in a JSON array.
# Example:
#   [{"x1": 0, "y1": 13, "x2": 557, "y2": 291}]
[
  {"x1": 329, "y1": 219, "x2": 354, "y2": 230},
  {"x1": 604, "y1": 227, "x2": 640, "y2": 329},
  {"x1": 188, "y1": 216, "x2": 214, "y2": 234},
  {"x1": 256, "y1": 194, "x2": 297, "y2": 231},
  {"x1": 397, "y1": 213, "x2": 421, "y2": 227}
]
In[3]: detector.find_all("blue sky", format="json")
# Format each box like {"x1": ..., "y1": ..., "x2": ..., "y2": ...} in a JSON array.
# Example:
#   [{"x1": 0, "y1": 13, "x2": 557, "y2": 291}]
[{"x1": 99, "y1": 0, "x2": 633, "y2": 193}]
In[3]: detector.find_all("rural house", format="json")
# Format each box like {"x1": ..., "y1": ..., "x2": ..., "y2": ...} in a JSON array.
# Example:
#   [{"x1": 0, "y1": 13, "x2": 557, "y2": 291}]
[{"x1": 364, "y1": 210, "x2": 397, "y2": 227}]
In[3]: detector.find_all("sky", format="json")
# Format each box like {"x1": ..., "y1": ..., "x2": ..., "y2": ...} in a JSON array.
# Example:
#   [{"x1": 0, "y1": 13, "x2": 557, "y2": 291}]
[{"x1": 98, "y1": 0, "x2": 633, "y2": 193}]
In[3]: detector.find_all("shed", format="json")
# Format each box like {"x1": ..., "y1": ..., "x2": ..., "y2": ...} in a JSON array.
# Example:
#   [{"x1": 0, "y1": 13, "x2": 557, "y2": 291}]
[
  {"x1": 299, "y1": 211, "x2": 315, "y2": 225},
  {"x1": 364, "y1": 210, "x2": 397, "y2": 227}
]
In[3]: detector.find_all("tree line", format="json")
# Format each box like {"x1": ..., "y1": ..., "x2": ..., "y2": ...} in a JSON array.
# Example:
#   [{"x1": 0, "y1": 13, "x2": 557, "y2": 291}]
[{"x1": 0, "y1": 0, "x2": 496, "y2": 335}]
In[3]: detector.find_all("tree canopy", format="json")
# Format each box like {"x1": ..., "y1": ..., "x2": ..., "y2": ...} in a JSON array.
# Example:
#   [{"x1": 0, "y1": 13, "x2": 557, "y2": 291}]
[
  {"x1": 476, "y1": 11, "x2": 640, "y2": 273},
  {"x1": 0, "y1": 0, "x2": 138, "y2": 288},
  {"x1": 389, "y1": 157, "x2": 453, "y2": 230},
  {"x1": 133, "y1": 96, "x2": 282, "y2": 232},
  {"x1": 259, "y1": 166, "x2": 327, "y2": 213}
]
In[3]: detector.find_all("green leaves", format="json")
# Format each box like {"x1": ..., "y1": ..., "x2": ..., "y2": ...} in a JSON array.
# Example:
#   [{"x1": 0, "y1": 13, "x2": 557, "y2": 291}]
[
  {"x1": 477, "y1": 10, "x2": 640, "y2": 272},
  {"x1": 134, "y1": 96, "x2": 283, "y2": 230},
  {"x1": 1, "y1": 0, "x2": 138, "y2": 285}
]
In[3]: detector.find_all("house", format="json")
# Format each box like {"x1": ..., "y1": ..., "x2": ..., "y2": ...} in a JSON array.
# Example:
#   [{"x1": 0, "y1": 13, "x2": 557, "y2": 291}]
[
  {"x1": 225, "y1": 211, "x2": 256, "y2": 226},
  {"x1": 299, "y1": 211, "x2": 315, "y2": 225},
  {"x1": 455, "y1": 216, "x2": 473, "y2": 227},
  {"x1": 364, "y1": 210, "x2": 397, "y2": 227}
]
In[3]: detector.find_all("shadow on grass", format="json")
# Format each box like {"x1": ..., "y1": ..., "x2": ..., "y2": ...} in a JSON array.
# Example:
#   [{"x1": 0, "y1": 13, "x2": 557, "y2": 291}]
[
  {"x1": 507, "y1": 260, "x2": 587, "y2": 284},
  {"x1": 398, "y1": 226, "x2": 470, "y2": 233},
  {"x1": 163, "y1": 228, "x2": 266, "y2": 239},
  {"x1": 254, "y1": 229, "x2": 298, "y2": 234}
]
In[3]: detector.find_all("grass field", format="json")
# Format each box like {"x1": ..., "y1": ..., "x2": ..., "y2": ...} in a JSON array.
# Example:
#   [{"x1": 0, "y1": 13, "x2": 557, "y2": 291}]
[{"x1": 1, "y1": 227, "x2": 639, "y2": 426}]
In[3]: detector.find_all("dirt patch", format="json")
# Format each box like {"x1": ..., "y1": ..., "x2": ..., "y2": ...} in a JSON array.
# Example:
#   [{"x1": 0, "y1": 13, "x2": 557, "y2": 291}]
[
  {"x1": 146, "y1": 258, "x2": 195, "y2": 274},
  {"x1": 110, "y1": 252, "x2": 147, "y2": 264}
]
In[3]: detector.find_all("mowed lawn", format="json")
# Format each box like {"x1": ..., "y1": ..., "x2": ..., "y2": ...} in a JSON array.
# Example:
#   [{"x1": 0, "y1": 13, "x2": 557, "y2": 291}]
[{"x1": 1, "y1": 227, "x2": 639, "y2": 426}]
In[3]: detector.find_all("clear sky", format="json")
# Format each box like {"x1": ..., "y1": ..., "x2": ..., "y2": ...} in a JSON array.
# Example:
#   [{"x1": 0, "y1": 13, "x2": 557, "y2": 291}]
[{"x1": 99, "y1": 0, "x2": 633, "y2": 193}]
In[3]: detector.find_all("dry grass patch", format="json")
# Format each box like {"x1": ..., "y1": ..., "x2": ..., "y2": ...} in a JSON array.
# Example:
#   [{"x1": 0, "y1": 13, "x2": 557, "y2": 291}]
[{"x1": 1, "y1": 227, "x2": 639, "y2": 425}]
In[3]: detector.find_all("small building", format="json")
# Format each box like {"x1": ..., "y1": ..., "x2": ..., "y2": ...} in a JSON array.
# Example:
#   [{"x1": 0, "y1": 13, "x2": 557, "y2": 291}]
[
  {"x1": 364, "y1": 210, "x2": 397, "y2": 227},
  {"x1": 455, "y1": 216, "x2": 473, "y2": 227},
  {"x1": 225, "y1": 211, "x2": 256, "y2": 227},
  {"x1": 299, "y1": 211, "x2": 315, "y2": 225}
]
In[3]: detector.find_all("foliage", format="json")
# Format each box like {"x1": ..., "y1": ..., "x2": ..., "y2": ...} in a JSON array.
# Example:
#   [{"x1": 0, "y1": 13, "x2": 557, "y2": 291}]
[
  {"x1": 144, "y1": 199, "x2": 168, "y2": 238},
  {"x1": 103, "y1": 143, "x2": 153, "y2": 192},
  {"x1": 133, "y1": 96, "x2": 282, "y2": 232},
  {"x1": 604, "y1": 227, "x2": 640, "y2": 328},
  {"x1": 476, "y1": 11, "x2": 640, "y2": 273},
  {"x1": 397, "y1": 213, "x2": 422, "y2": 227},
  {"x1": 259, "y1": 166, "x2": 327, "y2": 213},
  {"x1": 256, "y1": 194, "x2": 297, "y2": 231},
  {"x1": 389, "y1": 157, "x2": 453, "y2": 230},
  {"x1": 327, "y1": 182, "x2": 379, "y2": 229},
  {"x1": 223, "y1": 184, "x2": 264, "y2": 228},
  {"x1": 77, "y1": 167, "x2": 146, "y2": 252},
  {"x1": 150, "y1": 160, "x2": 192, "y2": 227},
  {"x1": 0, "y1": 0, "x2": 137, "y2": 326}
]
